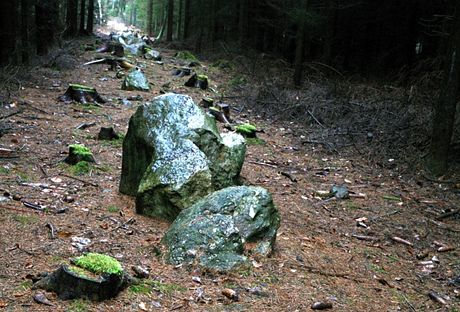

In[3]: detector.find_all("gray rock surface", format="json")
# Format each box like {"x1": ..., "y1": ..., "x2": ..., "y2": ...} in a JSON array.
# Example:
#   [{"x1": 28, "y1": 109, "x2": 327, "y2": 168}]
[
  {"x1": 162, "y1": 186, "x2": 280, "y2": 271},
  {"x1": 121, "y1": 68, "x2": 150, "y2": 91},
  {"x1": 119, "y1": 93, "x2": 246, "y2": 221}
]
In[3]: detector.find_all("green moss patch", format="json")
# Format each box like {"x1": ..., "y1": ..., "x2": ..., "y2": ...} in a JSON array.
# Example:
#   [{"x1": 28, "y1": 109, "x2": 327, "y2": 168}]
[
  {"x1": 245, "y1": 137, "x2": 265, "y2": 145},
  {"x1": 70, "y1": 161, "x2": 91, "y2": 175},
  {"x1": 74, "y1": 253, "x2": 123, "y2": 275},
  {"x1": 175, "y1": 51, "x2": 199, "y2": 61},
  {"x1": 69, "y1": 84, "x2": 96, "y2": 92},
  {"x1": 69, "y1": 144, "x2": 92, "y2": 157},
  {"x1": 235, "y1": 123, "x2": 257, "y2": 138}
]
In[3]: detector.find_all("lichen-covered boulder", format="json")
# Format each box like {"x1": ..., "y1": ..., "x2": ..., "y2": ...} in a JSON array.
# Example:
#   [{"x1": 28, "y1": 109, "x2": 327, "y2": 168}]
[
  {"x1": 162, "y1": 186, "x2": 280, "y2": 271},
  {"x1": 121, "y1": 68, "x2": 150, "y2": 91},
  {"x1": 119, "y1": 93, "x2": 246, "y2": 221}
]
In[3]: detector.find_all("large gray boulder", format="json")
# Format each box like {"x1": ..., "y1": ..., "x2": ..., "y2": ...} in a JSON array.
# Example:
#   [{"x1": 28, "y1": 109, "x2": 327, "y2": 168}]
[
  {"x1": 119, "y1": 94, "x2": 246, "y2": 221},
  {"x1": 162, "y1": 186, "x2": 280, "y2": 271},
  {"x1": 121, "y1": 68, "x2": 150, "y2": 91}
]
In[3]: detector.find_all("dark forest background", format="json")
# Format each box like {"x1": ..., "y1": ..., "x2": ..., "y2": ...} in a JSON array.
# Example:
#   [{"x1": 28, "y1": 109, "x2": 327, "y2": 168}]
[{"x1": 0, "y1": 0, "x2": 458, "y2": 175}]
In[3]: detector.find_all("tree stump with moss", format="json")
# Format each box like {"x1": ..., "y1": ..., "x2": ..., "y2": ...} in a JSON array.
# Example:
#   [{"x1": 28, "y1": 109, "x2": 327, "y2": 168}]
[
  {"x1": 235, "y1": 123, "x2": 257, "y2": 138},
  {"x1": 59, "y1": 84, "x2": 106, "y2": 104},
  {"x1": 184, "y1": 74, "x2": 208, "y2": 90},
  {"x1": 64, "y1": 144, "x2": 95, "y2": 165},
  {"x1": 34, "y1": 253, "x2": 133, "y2": 301}
]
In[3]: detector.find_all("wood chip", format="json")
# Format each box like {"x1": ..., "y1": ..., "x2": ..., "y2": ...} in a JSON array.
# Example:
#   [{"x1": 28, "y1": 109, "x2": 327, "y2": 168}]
[{"x1": 391, "y1": 236, "x2": 413, "y2": 246}]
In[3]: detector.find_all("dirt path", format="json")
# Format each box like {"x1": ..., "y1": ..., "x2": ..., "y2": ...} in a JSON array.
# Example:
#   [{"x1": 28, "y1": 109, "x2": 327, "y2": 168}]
[{"x1": 0, "y1": 35, "x2": 459, "y2": 312}]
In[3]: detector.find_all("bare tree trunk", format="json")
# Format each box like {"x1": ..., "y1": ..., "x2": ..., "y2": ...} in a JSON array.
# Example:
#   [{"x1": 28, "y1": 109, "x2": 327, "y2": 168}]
[
  {"x1": 183, "y1": 0, "x2": 190, "y2": 39},
  {"x1": 293, "y1": 0, "x2": 308, "y2": 86},
  {"x1": 36, "y1": 0, "x2": 58, "y2": 55},
  {"x1": 87, "y1": 0, "x2": 94, "y2": 33},
  {"x1": 147, "y1": 0, "x2": 154, "y2": 36},
  {"x1": 166, "y1": 0, "x2": 174, "y2": 41},
  {"x1": 0, "y1": 1, "x2": 18, "y2": 64},
  {"x1": 21, "y1": 0, "x2": 30, "y2": 64},
  {"x1": 427, "y1": 5, "x2": 460, "y2": 176},
  {"x1": 238, "y1": 0, "x2": 248, "y2": 47},
  {"x1": 177, "y1": 0, "x2": 183, "y2": 39},
  {"x1": 65, "y1": 0, "x2": 78, "y2": 37},
  {"x1": 97, "y1": 0, "x2": 103, "y2": 24},
  {"x1": 79, "y1": 0, "x2": 86, "y2": 34}
]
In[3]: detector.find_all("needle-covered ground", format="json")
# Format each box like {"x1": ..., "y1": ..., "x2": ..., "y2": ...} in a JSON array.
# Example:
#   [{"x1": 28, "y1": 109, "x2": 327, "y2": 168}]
[{"x1": 0, "y1": 30, "x2": 459, "y2": 312}]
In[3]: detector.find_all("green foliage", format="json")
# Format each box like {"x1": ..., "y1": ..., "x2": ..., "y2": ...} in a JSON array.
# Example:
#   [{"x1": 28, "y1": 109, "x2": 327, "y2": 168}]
[
  {"x1": 66, "y1": 299, "x2": 89, "y2": 312},
  {"x1": 74, "y1": 253, "x2": 123, "y2": 275},
  {"x1": 70, "y1": 161, "x2": 91, "y2": 175},
  {"x1": 129, "y1": 279, "x2": 186, "y2": 295},
  {"x1": 107, "y1": 205, "x2": 120, "y2": 213},
  {"x1": 245, "y1": 137, "x2": 265, "y2": 145},
  {"x1": 228, "y1": 76, "x2": 247, "y2": 89},
  {"x1": 69, "y1": 144, "x2": 93, "y2": 157},
  {"x1": 103, "y1": 134, "x2": 125, "y2": 148},
  {"x1": 129, "y1": 283, "x2": 152, "y2": 294},
  {"x1": 13, "y1": 214, "x2": 39, "y2": 225},
  {"x1": 150, "y1": 280, "x2": 187, "y2": 294},
  {"x1": 68, "y1": 265, "x2": 90, "y2": 278},
  {"x1": 0, "y1": 167, "x2": 10, "y2": 174},
  {"x1": 175, "y1": 51, "x2": 198, "y2": 61},
  {"x1": 211, "y1": 59, "x2": 233, "y2": 70},
  {"x1": 235, "y1": 123, "x2": 257, "y2": 137},
  {"x1": 69, "y1": 84, "x2": 95, "y2": 92},
  {"x1": 368, "y1": 263, "x2": 385, "y2": 274},
  {"x1": 18, "y1": 280, "x2": 33, "y2": 290}
]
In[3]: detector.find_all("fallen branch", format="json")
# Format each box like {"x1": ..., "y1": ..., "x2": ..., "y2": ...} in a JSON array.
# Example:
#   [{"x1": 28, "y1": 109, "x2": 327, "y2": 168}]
[
  {"x1": 0, "y1": 204, "x2": 35, "y2": 214},
  {"x1": 248, "y1": 160, "x2": 278, "y2": 168},
  {"x1": 46, "y1": 223, "x2": 56, "y2": 239},
  {"x1": 59, "y1": 173, "x2": 99, "y2": 187},
  {"x1": 280, "y1": 171, "x2": 297, "y2": 182},
  {"x1": 436, "y1": 208, "x2": 460, "y2": 220},
  {"x1": 352, "y1": 234, "x2": 380, "y2": 242},
  {"x1": 22, "y1": 201, "x2": 44, "y2": 211}
]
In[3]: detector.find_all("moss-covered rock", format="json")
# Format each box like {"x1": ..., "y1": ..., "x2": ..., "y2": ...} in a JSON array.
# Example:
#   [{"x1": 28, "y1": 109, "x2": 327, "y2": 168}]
[
  {"x1": 162, "y1": 186, "x2": 280, "y2": 271},
  {"x1": 119, "y1": 94, "x2": 246, "y2": 221},
  {"x1": 121, "y1": 68, "x2": 150, "y2": 91}
]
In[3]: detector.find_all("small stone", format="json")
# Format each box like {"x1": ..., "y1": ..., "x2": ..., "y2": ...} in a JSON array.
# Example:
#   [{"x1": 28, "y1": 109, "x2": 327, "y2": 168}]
[{"x1": 311, "y1": 301, "x2": 333, "y2": 310}]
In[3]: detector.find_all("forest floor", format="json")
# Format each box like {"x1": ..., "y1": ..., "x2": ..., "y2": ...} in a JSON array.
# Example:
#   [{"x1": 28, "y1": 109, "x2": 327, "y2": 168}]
[{"x1": 0, "y1": 28, "x2": 460, "y2": 312}]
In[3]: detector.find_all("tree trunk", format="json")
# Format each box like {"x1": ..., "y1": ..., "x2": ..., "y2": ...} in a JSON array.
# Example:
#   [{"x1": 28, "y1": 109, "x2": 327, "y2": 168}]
[
  {"x1": 36, "y1": 0, "x2": 56, "y2": 55},
  {"x1": 147, "y1": 0, "x2": 154, "y2": 36},
  {"x1": 80, "y1": 0, "x2": 86, "y2": 34},
  {"x1": 177, "y1": 0, "x2": 183, "y2": 39},
  {"x1": 21, "y1": 0, "x2": 30, "y2": 64},
  {"x1": 97, "y1": 0, "x2": 103, "y2": 24},
  {"x1": 321, "y1": 0, "x2": 335, "y2": 65},
  {"x1": 0, "y1": 1, "x2": 18, "y2": 64},
  {"x1": 183, "y1": 0, "x2": 190, "y2": 39},
  {"x1": 293, "y1": 0, "x2": 308, "y2": 86},
  {"x1": 65, "y1": 0, "x2": 78, "y2": 37},
  {"x1": 427, "y1": 5, "x2": 460, "y2": 176},
  {"x1": 238, "y1": 0, "x2": 248, "y2": 47},
  {"x1": 166, "y1": 0, "x2": 174, "y2": 41},
  {"x1": 86, "y1": 0, "x2": 94, "y2": 33}
]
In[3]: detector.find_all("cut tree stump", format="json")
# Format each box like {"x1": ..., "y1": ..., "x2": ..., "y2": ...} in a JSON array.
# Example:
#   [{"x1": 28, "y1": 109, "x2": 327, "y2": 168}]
[
  {"x1": 33, "y1": 253, "x2": 134, "y2": 301},
  {"x1": 59, "y1": 84, "x2": 106, "y2": 104}
]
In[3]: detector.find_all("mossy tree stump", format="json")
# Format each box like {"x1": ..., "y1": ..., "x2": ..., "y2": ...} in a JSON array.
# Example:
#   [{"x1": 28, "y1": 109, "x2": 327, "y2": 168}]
[
  {"x1": 64, "y1": 144, "x2": 95, "y2": 165},
  {"x1": 59, "y1": 84, "x2": 106, "y2": 104},
  {"x1": 34, "y1": 253, "x2": 132, "y2": 301}
]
